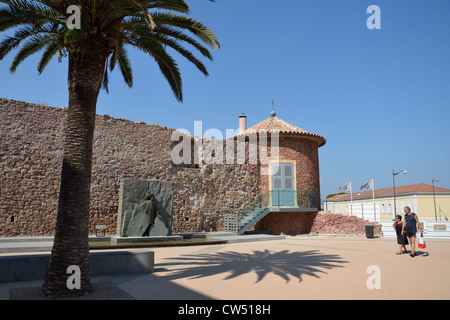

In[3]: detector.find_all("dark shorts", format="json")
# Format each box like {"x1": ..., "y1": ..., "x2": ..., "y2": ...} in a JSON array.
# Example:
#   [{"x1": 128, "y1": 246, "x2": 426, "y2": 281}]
[{"x1": 406, "y1": 231, "x2": 416, "y2": 238}]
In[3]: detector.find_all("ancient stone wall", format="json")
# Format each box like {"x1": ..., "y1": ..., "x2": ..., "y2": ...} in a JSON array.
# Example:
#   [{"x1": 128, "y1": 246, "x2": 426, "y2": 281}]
[
  {"x1": 310, "y1": 212, "x2": 383, "y2": 237},
  {"x1": 0, "y1": 98, "x2": 261, "y2": 236},
  {"x1": 0, "y1": 100, "x2": 66, "y2": 236}
]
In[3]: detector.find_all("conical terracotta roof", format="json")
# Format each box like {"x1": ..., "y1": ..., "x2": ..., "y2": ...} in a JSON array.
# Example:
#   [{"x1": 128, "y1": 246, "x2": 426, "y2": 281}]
[{"x1": 239, "y1": 116, "x2": 326, "y2": 147}]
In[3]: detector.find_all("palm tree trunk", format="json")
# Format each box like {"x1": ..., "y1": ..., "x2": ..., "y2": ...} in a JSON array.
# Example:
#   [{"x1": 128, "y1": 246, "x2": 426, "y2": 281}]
[{"x1": 41, "y1": 44, "x2": 107, "y2": 298}]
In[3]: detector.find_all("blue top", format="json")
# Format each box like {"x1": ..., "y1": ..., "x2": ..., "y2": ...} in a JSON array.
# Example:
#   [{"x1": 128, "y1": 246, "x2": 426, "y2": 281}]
[{"x1": 404, "y1": 212, "x2": 417, "y2": 233}]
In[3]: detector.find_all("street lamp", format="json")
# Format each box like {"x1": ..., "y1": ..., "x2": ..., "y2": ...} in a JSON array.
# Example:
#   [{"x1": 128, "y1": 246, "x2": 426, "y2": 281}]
[
  {"x1": 392, "y1": 169, "x2": 407, "y2": 219},
  {"x1": 432, "y1": 178, "x2": 439, "y2": 221}
]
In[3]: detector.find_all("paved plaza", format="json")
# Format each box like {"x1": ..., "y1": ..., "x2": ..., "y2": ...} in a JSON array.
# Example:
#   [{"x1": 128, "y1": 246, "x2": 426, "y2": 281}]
[{"x1": 1, "y1": 235, "x2": 449, "y2": 300}]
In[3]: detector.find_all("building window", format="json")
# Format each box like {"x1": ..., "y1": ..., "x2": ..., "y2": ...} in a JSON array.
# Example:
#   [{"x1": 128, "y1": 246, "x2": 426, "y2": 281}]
[
  {"x1": 271, "y1": 162, "x2": 295, "y2": 190},
  {"x1": 381, "y1": 204, "x2": 385, "y2": 214}
]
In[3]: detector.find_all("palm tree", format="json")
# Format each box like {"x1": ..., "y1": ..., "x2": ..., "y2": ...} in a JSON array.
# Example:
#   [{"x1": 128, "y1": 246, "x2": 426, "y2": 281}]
[{"x1": 0, "y1": 0, "x2": 219, "y2": 297}]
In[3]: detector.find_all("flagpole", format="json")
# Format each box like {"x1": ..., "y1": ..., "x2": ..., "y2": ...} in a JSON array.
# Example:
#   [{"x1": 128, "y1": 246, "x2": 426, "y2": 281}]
[
  {"x1": 350, "y1": 182, "x2": 353, "y2": 216},
  {"x1": 372, "y1": 178, "x2": 376, "y2": 221}
]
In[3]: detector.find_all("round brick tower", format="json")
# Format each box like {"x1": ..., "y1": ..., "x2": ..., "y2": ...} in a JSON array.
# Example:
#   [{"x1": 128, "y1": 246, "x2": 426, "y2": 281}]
[{"x1": 239, "y1": 110, "x2": 326, "y2": 235}]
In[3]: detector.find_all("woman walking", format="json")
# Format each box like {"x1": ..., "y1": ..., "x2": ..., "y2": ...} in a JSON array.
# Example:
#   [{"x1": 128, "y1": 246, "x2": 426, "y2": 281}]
[
  {"x1": 393, "y1": 215, "x2": 408, "y2": 255},
  {"x1": 402, "y1": 206, "x2": 423, "y2": 257}
]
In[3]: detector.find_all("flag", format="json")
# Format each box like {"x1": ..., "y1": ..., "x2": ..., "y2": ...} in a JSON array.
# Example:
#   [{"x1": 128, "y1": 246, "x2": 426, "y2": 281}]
[
  {"x1": 360, "y1": 179, "x2": 373, "y2": 192},
  {"x1": 339, "y1": 181, "x2": 351, "y2": 192}
]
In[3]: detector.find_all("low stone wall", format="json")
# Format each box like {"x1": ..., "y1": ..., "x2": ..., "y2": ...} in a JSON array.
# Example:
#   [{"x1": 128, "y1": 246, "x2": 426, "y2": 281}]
[{"x1": 310, "y1": 212, "x2": 383, "y2": 237}]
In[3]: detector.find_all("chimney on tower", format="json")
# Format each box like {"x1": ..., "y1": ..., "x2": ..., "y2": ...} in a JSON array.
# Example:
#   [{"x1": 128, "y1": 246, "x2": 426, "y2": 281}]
[{"x1": 239, "y1": 113, "x2": 247, "y2": 133}]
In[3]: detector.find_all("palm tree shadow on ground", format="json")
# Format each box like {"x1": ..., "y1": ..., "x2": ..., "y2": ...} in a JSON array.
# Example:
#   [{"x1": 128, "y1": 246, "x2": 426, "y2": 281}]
[{"x1": 157, "y1": 249, "x2": 348, "y2": 283}]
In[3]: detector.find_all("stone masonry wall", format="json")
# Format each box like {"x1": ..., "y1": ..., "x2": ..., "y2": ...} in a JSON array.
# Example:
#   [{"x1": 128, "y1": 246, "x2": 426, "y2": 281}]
[
  {"x1": 310, "y1": 212, "x2": 383, "y2": 237},
  {"x1": 256, "y1": 212, "x2": 318, "y2": 235},
  {"x1": 0, "y1": 98, "x2": 261, "y2": 236},
  {"x1": 0, "y1": 100, "x2": 65, "y2": 236},
  {"x1": 260, "y1": 136, "x2": 321, "y2": 206}
]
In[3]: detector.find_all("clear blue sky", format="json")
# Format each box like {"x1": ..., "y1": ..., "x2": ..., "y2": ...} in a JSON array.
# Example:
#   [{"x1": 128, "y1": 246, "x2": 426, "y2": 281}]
[{"x1": 1, "y1": 0, "x2": 450, "y2": 199}]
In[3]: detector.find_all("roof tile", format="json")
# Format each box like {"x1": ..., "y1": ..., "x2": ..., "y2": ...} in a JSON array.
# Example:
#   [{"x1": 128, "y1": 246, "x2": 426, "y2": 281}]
[{"x1": 239, "y1": 116, "x2": 326, "y2": 147}]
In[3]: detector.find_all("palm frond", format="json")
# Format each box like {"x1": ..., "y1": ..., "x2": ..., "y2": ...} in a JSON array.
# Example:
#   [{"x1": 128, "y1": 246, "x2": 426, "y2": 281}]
[
  {"x1": 0, "y1": 0, "x2": 219, "y2": 101},
  {"x1": 37, "y1": 37, "x2": 62, "y2": 73},
  {"x1": 0, "y1": 0, "x2": 66, "y2": 27},
  {"x1": 100, "y1": 0, "x2": 157, "y2": 31},
  {"x1": 117, "y1": 46, "x2": 133, "y2": 87},
  {"x1": 124, "y1": 23, "x2": 213, "y2": 60},
  {"x1": 0, "y1": 25, "x2": 36, "y2": 59},
  {"x1": 102, "y1": 56, "x2": 110, "y2": 93},
  {"x1": 145, "y1": 0, "x2": 190, "y2": 14},
  {"x1": 134, "y1": 0, "x2": 156, "y2": 30},
  {"x1": 10, "y1": 33, "x2": 54, "y2": 72},
  {"x1": 151, "y1": 12, "x2": 220, "y2": 50},
  {"x1": 109, "y1": 35, "x2": 124, "y2": 71},
  {"x1": 125, "y1": 33, "x2": 182, "y2": 101},
  {"x1": 0, "y1": 0, "x2": 65, "y2": 61},
  {"x1": 125, "y1": 29, "x2": 208, "y2": 76}
]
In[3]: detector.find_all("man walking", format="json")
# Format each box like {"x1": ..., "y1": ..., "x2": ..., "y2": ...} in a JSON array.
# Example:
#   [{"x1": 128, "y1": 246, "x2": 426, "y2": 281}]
[{"x1": 402, "y1": 206, "x2": 423, "y2": 257}]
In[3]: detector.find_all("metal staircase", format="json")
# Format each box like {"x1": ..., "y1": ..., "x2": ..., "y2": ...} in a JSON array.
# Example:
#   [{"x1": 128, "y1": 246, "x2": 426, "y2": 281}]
[
  {"x1": 224, "y1": 190, "x2": 318, "y2": 235},
  {"x1": 236, "y1": 207, "x2": 271, "y2": 235}
]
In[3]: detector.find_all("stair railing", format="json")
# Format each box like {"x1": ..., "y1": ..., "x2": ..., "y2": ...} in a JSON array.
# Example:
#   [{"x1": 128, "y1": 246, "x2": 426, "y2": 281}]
[{"x1": 224, "y1": 190, "x2": 318, "y2": 234}]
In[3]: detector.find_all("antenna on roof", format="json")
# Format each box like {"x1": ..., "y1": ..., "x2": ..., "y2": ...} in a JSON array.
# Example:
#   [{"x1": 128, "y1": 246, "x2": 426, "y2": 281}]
[{"x1": 271, "y1": 99, "x2": 276, "y2": 117}]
